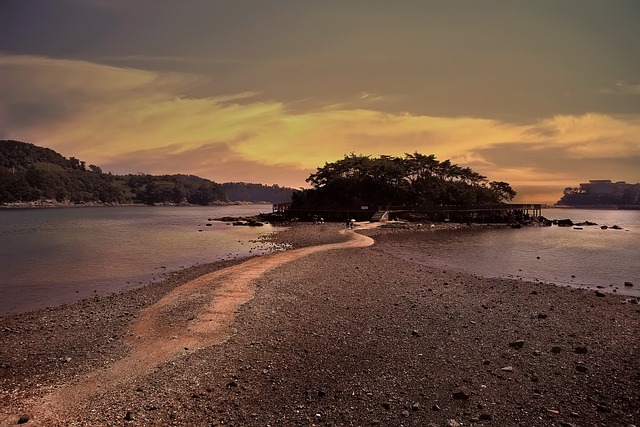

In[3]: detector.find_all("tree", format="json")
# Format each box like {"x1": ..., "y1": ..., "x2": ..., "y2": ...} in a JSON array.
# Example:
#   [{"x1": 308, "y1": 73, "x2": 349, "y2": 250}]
[{"x1": 291, "y1": 153, "x2": 516, "y2": 209}]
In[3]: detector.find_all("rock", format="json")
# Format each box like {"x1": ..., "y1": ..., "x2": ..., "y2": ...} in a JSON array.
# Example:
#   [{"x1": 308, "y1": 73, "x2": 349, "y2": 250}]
[
  {"x1": 431, "y1": 404, "x2": 441, "y2": 411},
  {"x1": 537, "y1": 313, "x2": 548, "y2": 319},
  {"x1": 479, "y1": 413, "x2": 493, "y2": 420},
  {"x1": 624, "y1": 281, "x2": 633, "y2": 287},
  {"x1": 17, "y1": 415, "x2": 30, "y2": 424},
  {"x1": 501, "y1": 366, "x2": 513, "y2": 372},
  {"x1": 509, "y1": 340, "x2": 525, "y2": 349},
  {"x1": 595, "y1": 291, "x2": 606, "y2": 297},
  {"x1": 411, "y1": 402, "x2": 420, "y2": 411},
  {"x1": 124, "y1": 411, "x2": 134, "y2": 421},
  {"x1": 551, "y1": 346, "x2": 562, "y2": 354},
  {"x1": 575, "y1": 365, "x2": 588, "y2": 373},
  {"x1": 452, "y1": 386, "x2": 472, "y2": 400},
  {"x1": 447, "y1": 420, "x2": 461, "y2": 427},
  {"x1": 411, "y1": 329, "x2": 421, "y2": 337},
  {"x1": 574, "y1": 346, "x2": 588, "y2": 354}
]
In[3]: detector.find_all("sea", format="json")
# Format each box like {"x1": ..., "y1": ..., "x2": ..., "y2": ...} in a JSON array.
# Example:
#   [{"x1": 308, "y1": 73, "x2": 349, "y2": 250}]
[
  {"x1": 0, "y1": 205, "x2": 278, "y2": 315},
  {"x1": 375, "y1": 208, "x2": 639, "y2": 299},
  {"x1": 0, "y1": 206, "x2": 638, "y2": 316}
]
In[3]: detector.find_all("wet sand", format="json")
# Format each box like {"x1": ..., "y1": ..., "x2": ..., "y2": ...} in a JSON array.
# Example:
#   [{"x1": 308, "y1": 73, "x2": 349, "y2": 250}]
[{"x1": 0, "y1": 222, "x2": 638, "y2": 426}]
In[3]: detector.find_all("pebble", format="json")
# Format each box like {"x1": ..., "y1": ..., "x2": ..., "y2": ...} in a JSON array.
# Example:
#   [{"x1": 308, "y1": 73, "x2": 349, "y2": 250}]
[
  {"x1": 574, "y1": 346, "x2": 588, "y2": 354},
  {"x1": 509, "y1": 340, "x2": 525, "y2": 349},
  {"x1": 452, "y1": 386, "x2": 472, "y2": 400}
]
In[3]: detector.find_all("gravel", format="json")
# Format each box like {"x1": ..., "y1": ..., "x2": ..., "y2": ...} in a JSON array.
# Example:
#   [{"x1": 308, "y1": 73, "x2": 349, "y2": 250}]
[{"x1": 0, "y1": 222, "x2": 638, "y2": 426}]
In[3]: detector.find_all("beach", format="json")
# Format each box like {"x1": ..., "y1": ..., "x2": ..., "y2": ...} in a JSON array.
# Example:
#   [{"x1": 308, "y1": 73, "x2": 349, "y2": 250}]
[{"x1": 0, "y1": 223, "x2": 638, "y2": 426}]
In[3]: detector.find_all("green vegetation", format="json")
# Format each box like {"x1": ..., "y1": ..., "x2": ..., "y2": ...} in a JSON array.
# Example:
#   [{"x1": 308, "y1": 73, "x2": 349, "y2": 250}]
[
  {"x1": 0, "y1": 140, "x2": 293, "y2": 205},
  {"x1": 291, "y1": 153, "x2": 516, "y2": 209}
]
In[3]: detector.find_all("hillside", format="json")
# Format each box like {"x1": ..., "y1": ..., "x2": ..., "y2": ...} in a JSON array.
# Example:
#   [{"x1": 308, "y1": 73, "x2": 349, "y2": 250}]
[{"x1": 0, "y1": 140, "x2": 293, "y2": 206}]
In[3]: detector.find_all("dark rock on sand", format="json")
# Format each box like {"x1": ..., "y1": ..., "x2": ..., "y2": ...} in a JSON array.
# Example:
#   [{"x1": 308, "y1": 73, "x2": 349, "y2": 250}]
[
  {"x1": 509, "y1": 339, "x2": 525, "y2": 349},
  {"x1": 452, "y1": 386, "x2": 472, "y2": 400}
]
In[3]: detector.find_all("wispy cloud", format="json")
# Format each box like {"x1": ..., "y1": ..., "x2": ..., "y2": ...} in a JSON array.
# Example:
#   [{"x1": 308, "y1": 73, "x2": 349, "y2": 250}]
[{"x1": 600, "y1": 80, "x2": 640, "y2": 96}]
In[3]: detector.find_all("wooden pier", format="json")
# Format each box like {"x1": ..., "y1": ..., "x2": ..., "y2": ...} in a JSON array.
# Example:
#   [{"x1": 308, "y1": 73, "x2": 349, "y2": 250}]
[{"x1": 272, "y1": 203, "x2": 542, "y2": 224}]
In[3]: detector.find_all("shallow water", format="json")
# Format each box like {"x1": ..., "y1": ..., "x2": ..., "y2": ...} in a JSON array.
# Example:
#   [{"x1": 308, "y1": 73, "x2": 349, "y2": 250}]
[
  {"x1": 0, "y1": 205, "x2": 276, "y2": 314},
  {"x1": 375, "y1": 208, "x2": 640, "y2": 298}
]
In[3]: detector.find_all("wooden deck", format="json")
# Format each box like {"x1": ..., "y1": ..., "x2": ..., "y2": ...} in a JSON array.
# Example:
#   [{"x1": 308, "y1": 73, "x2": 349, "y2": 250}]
[{"x1": 272, "y1": 203, "x2": 542, "y2": 224}]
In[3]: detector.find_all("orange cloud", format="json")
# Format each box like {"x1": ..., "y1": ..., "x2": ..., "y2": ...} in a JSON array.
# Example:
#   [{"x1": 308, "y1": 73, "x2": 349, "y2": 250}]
[{"x1": 1, "y1": 54, "x2": 638, "y2": 203}]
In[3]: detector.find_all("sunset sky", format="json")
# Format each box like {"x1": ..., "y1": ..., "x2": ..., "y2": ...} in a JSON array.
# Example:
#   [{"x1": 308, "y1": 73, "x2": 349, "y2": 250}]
[{"x1": 1, "y1": 1, "x2": 639, "y2": 203}]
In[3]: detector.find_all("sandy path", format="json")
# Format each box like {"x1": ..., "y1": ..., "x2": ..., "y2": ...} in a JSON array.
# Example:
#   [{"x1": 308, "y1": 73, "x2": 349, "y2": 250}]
[{"x1": 25, "y1": 225, "x2": 377, "y2": 425}]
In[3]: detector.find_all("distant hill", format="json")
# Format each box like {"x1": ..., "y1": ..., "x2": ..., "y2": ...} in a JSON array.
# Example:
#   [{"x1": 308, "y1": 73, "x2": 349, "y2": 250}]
[
  {"x1": 222, "y1": 182, "x2": 294, "y2": 204},
  {"x1": 0, "y1": 140, "x2": 293, "y2": 206},
  {"x1": 556, "y1": 179, "x2": 640, "y2": 207}
]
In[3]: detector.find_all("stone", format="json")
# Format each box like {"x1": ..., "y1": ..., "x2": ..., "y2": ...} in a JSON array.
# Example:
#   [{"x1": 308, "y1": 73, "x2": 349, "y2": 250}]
[
  {"x1": 501, "y1": 366, "x2": 513, "y2": 372},
  {"x1": 537, "y1": 313, "x2": 548, "y2": 319},
  {"x1": 595, "y1": 291, "x2": 606, "y2": 297},
  {"x1": 17, "y1": 415, "x2": 30, "y2": 424},
  {"x1": 574, "y1": 346, "x2": 588, "y2": 354},
  {"x1": 447, "y1": 420, "x2": 461, "y2": 427},
  {"x1": 624, "y1": 281, "x2": 633, "y2": 287},
  {"x1": 124, "y1": 411, "x2": 134, "y2": 421},
  {"x1": 452, "y1": 386, "x2": 472, "y2": 400},
  {"x1": 479, "y1": 413, "x2": 493, "y2": 420},
  {"x1": 575, "y1": 365, "x2": 588, "y2": 373},
  {"x1": 551, "y1": 346, "x2": 562, "y2": 354},
  {"x1": 509, "y1": 340, "x2": 525, "y2": 349}
]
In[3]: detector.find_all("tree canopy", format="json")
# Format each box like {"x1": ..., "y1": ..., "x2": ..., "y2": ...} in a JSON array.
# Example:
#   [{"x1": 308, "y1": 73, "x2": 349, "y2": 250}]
[
  {"x1": 0, "y1": 140, "x2": 293, "y2": 205},
  {"x1": 291, "y1": 153, "x2": 516, "y2": 209}
]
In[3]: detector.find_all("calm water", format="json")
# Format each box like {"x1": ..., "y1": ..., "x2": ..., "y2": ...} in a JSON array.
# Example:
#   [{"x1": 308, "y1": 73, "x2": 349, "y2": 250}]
[
  {"x1": 0, "y1": 205, "x2": 276, "y2": 314},
  {"x1": 375, "y1": 208, "x2": 640, "y2": 298}
]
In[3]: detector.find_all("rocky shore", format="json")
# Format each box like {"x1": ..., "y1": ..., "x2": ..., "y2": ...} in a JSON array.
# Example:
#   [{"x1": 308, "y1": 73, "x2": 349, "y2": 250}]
[{"x1": 0, "y1": 223, "x2": 638, "y2": 426}]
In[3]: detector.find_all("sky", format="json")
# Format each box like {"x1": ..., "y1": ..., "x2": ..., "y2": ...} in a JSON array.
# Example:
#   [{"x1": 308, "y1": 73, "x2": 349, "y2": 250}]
[{"x1": 0, "y1": 1, "x2": 639, "y2": 203}]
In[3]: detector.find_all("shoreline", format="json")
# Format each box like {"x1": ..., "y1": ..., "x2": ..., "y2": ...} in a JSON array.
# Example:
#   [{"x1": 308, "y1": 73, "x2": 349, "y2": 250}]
[{"x1": 1, "y1": 223, "x2": 638, "y2": 426}]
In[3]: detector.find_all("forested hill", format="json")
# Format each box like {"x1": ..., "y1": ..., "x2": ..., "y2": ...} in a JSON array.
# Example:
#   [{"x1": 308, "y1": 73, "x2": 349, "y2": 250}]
[{"x1": 0, "y1": 140, "x2": 293, "y2": 205}]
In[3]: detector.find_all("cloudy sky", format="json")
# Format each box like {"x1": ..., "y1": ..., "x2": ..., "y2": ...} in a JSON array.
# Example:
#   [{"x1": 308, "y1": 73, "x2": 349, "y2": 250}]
[{"x1": 1, "y1": 1, "x2": 639, "y2": 203}]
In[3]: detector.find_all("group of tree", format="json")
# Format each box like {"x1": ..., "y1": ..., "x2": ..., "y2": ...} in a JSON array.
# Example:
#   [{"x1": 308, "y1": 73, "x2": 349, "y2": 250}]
[
  {"x1": 0, "y1": 140, "x2": 293, "y2": 205},
  {"x1": 291, "y1": 153, "x2": 516, "y2": 209},
  {"x1": 557, "y1": 185, "x2": 640, "y2": 207}
]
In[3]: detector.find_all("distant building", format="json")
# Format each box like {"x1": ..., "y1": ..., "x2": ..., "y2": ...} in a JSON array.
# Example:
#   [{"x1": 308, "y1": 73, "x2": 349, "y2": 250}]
[{"x1": 563, "y1": 180, "x2": 634, "y2": 196}]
